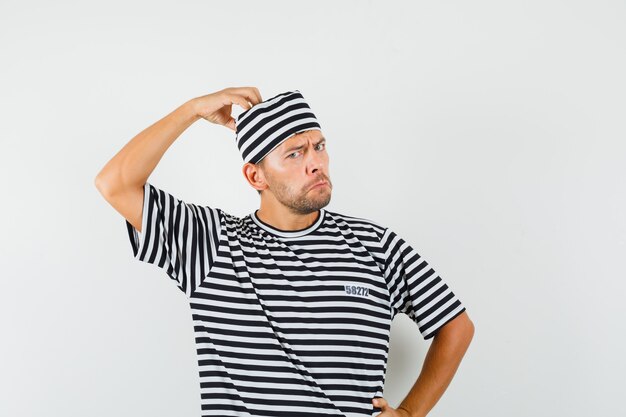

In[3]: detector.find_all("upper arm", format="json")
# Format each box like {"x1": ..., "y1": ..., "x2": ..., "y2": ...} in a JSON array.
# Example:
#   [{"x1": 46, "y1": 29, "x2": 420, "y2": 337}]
[
  {"x1": 433, "y1": 310, "x2": 474, "y2": 341},
  {"x1": 108, "y1": 182, "x2": 223, "y2": 297},
  {"x1": 106, "y1": 185, "x2": 145, "y2": 233}
]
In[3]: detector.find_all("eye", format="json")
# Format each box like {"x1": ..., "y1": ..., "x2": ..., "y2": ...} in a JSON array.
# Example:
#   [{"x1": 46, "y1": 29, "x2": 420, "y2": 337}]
[
  {"x1": 316, "y1": 142, "x2": 326, "y2": 151},
  {"x1": 287, "y1": 151, "x2": 300, "y2": 159}
]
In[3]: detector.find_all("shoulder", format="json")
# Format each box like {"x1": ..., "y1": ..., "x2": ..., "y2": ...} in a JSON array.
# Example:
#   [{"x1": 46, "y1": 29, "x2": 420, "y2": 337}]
[
  {"x1": 324, "y1": 209, "x2": 388, "y2": 241},
  {"x1": 214, "y1": 207, "x2": 245, "y2": 225}
]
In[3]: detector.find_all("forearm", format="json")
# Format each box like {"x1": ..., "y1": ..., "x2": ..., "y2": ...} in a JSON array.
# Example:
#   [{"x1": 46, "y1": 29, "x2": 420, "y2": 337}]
[
  {"x1": 95, "y1": 98, "x2": 201, "y2": 195},
  {"x1": 397, "y1": 318, "x2": 474, "y2": 417}
]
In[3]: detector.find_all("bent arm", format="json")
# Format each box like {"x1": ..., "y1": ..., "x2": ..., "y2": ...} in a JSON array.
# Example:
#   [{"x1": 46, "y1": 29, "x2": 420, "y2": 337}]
[
  {"x1": 94, "y1": 99, "x2": 200, "y2": 232},
  {"x1": 397, "y1": 311, "x2": 475, "y2": 417}
]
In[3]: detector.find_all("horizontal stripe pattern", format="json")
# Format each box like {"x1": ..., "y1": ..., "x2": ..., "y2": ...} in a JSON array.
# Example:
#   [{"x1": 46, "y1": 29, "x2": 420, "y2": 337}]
[
  {"x1": 378, "y1": 228, "x2": 466, "y2": 339},
  {"x1": 125, "y1": 183, "x2": 465, "y2": 416},
  {"x1": 235, "y1": 90, "x2": 322, "y2": 164}
]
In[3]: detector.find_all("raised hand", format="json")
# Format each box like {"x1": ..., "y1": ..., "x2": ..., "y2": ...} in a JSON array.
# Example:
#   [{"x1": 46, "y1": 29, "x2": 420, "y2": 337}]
[{"x1": 192, "y1": 86, "x2": 263, "y2": 131}]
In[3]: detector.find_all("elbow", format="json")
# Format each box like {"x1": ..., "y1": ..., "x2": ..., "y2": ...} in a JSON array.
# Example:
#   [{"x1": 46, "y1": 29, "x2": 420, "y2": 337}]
[
  {"x1": 94, "y1": 163, "x2": 124, "y2": 198},
  {"x1": 94, "y1": 174, "x2": 106, "y2": 194},
  {"x1": 94, "y1": 174, "x2": 111, "y2": 197},
  {"x1": 94, "y1": 171, "x2": 120, "y2": 199},
  {"x1": 465, "y1": 317, "x2": 475, "y2": 345}
]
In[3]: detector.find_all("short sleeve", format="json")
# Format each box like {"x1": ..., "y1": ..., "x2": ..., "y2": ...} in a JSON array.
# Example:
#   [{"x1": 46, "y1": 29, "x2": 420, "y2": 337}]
[
  {"x1": 125, "y1": 182, "x2": 223, "y2": 298},
  {"x1": 380, "y1": 227, "x2": 466, "y2": 339}
]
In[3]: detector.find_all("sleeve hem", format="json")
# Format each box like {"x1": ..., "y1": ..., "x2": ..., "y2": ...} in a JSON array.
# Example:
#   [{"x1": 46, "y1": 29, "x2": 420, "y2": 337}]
[
  {"x1": 125, "y1": 182, "x2": 151, "y2": 260},
  {"x1": 423, "y1": 306, "x2": 467, "y2": 340}
]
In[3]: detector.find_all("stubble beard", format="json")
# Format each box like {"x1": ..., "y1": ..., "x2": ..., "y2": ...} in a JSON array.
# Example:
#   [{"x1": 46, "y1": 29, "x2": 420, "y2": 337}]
[{"x1": 270, "y1": 176, "x2": 332, "y2": 215}]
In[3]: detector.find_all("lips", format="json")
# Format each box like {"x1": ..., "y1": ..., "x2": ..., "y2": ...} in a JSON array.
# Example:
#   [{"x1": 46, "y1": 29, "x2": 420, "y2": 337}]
[{"x1": 310, "y1": 180, "x2": 328, "y2": 190}]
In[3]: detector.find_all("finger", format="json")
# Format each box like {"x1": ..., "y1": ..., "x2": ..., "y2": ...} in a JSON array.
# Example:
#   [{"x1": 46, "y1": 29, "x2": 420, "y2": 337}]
[
  {"x1": 250, "y1": 86, "x2": 262, "y2": 103},
  {"x1": 231, "y1": 87, "x2": 262, "y2": 105},
  {"x1": 226, "y1": 93, "x2": 253, "y2": 110},
  {"x1": 240, "y1": 92, "x2": 257, "y2": 107},
  {"x1": 225, "y1": 117, "x2": 236, "y2": 131},
  {"x1": 373, "y1": 396, "x2": 389, "y2": 410},
  {"x1": 239, "y1": 94, "x2": 255, "y2": 109},
  {"x1": 239, "y1": 86, "x2": 262, "y2": 104}
]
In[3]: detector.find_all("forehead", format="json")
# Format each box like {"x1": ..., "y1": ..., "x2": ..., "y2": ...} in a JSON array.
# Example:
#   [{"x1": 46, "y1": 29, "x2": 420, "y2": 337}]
[{"x1": 279, "y1": 130, "x2": 324, "y2": 148}]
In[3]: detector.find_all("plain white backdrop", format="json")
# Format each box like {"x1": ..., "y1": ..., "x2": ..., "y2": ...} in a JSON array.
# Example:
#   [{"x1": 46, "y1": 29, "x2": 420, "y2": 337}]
[{"x1": 1, "y1": 1, "x2": 625, "y2": 416}]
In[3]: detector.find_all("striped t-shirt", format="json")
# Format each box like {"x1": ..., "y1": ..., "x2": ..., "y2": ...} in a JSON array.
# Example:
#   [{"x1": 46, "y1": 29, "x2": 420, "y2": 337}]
[{"x1": 125, "y1": 182, "x2": 466, "y2": 417}]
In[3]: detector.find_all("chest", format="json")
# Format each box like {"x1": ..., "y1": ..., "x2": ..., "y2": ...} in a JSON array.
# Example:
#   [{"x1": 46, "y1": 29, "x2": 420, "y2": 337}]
[{"x1": 231, "y1": 236, "x2": 392, "y2": 332}]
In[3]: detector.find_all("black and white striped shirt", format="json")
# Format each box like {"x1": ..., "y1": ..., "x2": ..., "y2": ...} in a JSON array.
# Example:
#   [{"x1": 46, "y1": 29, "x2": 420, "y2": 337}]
[{"x1": 125, "y1": 182, "x2": 466, "y2": 417}]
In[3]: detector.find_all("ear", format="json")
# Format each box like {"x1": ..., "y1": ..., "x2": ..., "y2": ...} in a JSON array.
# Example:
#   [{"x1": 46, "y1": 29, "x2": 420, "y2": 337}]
[{"x1": 242, "y1": 162, "x2": 268, "y2": 193}]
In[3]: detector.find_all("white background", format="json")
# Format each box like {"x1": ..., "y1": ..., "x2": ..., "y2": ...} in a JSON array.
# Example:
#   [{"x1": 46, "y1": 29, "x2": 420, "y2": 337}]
[{"x1": 1, "y1": 1, "x2": 625, "y2": 416}]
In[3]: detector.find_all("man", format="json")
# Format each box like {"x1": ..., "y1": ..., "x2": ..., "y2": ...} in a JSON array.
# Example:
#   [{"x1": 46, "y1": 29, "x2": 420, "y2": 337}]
[{"x1": 95, "y1": 87, "x2": 474, "y2": 417}]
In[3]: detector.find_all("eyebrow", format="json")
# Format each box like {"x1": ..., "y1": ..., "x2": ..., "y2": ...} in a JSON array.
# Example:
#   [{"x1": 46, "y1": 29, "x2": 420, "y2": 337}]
[{"x1": 283, "y1": 137, "x2": 326, "y2": 154}]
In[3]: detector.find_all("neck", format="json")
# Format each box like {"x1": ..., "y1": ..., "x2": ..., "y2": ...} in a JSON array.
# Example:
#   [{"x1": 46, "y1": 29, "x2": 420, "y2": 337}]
[{"x1": 256, "y1": 200, "x2": 320, "y2": 231}]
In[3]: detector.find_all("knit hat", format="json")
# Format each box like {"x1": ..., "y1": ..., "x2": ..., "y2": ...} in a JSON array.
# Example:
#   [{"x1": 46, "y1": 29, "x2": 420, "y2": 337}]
[{"x1": 234, "y1": 90, "x2": 322, "y2": 164}]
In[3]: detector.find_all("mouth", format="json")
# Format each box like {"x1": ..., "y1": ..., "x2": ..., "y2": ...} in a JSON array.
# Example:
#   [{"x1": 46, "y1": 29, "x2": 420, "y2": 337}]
[{"x1": 310, "y1": 180, "x2": 328, "y2": 190}]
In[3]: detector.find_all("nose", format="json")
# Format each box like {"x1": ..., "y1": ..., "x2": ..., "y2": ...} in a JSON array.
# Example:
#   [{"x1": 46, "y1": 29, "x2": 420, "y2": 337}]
[{"x1": 307, "y1": 143, "x2": 324, "y2": 174}]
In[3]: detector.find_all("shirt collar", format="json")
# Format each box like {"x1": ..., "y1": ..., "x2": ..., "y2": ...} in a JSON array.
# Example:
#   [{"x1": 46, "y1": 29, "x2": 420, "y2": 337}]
[{"x1": 251, "y1": 209, "x2": 325, "y2": 238}]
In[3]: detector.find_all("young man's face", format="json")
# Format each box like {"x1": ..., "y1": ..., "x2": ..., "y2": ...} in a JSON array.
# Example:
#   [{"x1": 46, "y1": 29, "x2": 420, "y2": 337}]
[{"x1": 258, "y1": 129, "x2": 332, "y2": 214}]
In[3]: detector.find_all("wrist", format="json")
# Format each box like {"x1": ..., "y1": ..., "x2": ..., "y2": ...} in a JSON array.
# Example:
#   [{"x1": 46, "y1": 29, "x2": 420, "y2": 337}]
[{"x1": 183, "y1": 98, "x2": 202, "y2": 121}]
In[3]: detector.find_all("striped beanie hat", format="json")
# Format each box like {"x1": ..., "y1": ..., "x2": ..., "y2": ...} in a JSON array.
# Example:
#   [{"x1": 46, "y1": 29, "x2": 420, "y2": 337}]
[{"x1": 234, "y1": 90, "x2": 322, "y2": 164}]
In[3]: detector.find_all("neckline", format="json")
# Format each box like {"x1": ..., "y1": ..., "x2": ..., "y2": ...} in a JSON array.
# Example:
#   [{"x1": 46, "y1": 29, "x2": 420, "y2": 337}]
[{"x1": 251, "y1": 208, "x2": 326, "y2": 238}]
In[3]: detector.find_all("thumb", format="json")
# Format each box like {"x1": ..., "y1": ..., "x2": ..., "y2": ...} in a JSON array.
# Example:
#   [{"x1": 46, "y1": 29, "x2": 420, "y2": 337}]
[
  {"x1": 226, "y1": 117, "x2": 236, "y2": 131},
  {"x1": 373, "y1": 396, "x2": 388, "y2": 409}
]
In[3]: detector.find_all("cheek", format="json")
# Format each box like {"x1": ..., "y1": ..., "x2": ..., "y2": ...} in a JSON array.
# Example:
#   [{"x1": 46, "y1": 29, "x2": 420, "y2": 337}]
[{"x1": 321, "y1": 155, "x2": 330, "y2": 169}]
